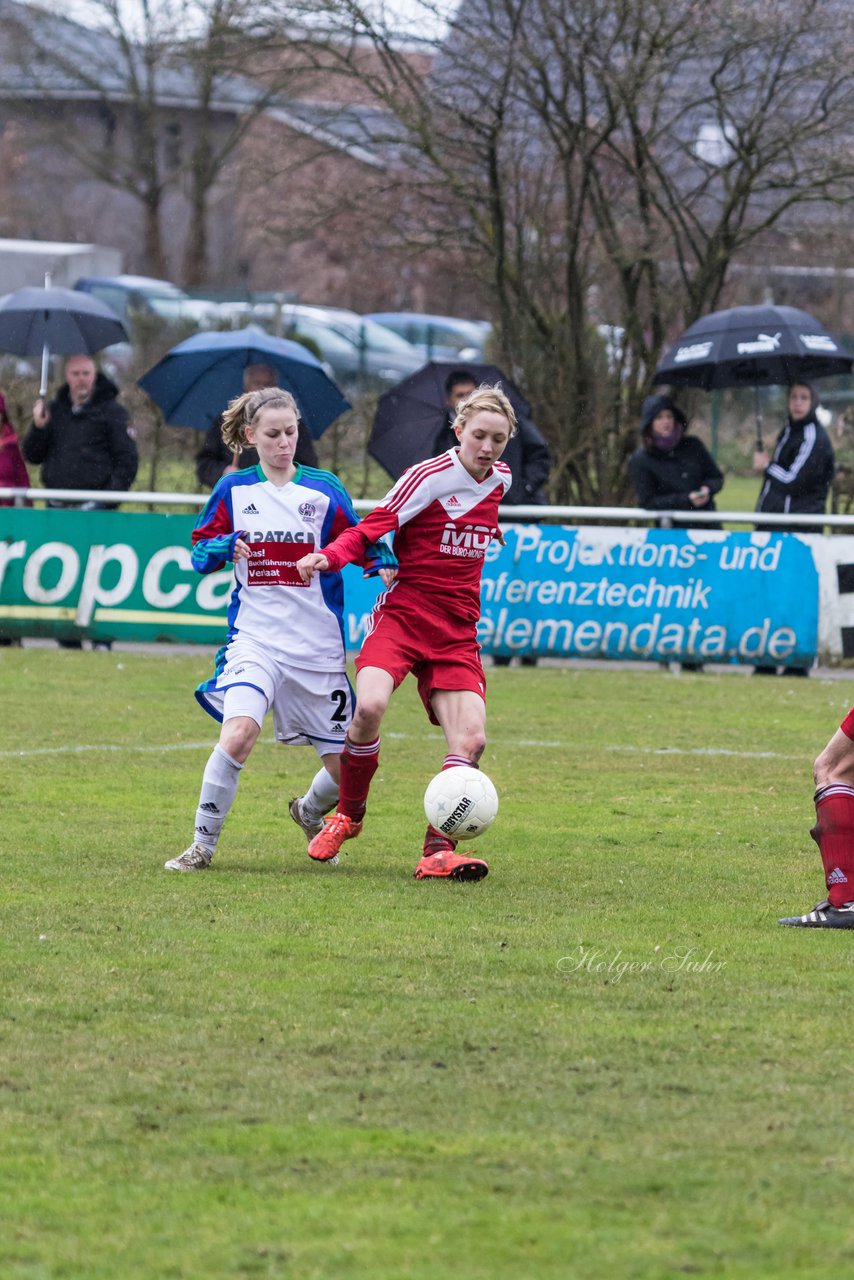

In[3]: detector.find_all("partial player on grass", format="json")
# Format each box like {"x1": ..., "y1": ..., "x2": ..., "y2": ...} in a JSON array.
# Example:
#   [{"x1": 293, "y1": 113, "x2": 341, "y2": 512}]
[
  {"x1": 296, "y1": 383, "x2": 515, "y2": 881},
  {"x1": 780, "y1": 705, "x2": 854, "y2": 928},
  {"x1": 165, "y1": 387, "x2": 396, "y2": 872}
]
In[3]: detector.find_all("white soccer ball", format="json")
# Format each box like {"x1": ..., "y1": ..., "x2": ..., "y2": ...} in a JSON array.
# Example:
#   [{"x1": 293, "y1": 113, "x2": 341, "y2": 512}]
[{"x1": 424, "y1": 766, "x2": 499, "y2": 841}]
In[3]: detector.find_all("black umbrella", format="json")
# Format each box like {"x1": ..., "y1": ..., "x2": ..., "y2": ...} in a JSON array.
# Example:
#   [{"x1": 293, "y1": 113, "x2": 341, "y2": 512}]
[
  {"x1": 370, "y1": 360, "x2": 532, "y2": 479},
  {"x1": 0, "y1": 285, "x2": 128, "y2": 396},
  {"x1": 652, "y1": 304, "x2": 854, "y2": 449}
]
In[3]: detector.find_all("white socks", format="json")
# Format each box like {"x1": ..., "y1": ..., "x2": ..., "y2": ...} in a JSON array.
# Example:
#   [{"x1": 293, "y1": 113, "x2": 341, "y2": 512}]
[
  {"x1": 300, "y1": 765, "x2": 339, "y2": 825},
  {"x1": 194, "y1": 744, "x2": 244, "y2": 854}
]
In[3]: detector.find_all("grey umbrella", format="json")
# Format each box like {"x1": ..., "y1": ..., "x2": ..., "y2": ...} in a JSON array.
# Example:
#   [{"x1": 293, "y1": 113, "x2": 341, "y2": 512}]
[{"x1": 0, "y1": 284, "x2": 128, "y2": 395}]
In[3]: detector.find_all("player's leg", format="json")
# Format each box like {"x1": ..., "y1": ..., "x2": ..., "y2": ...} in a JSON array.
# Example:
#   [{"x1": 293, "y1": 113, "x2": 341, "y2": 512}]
[
  {"x1": 780, "y1": 718, "x2": 854, "y2": 926},
  {"x1": 277, "y1": 667, "x2": 351, "y2": 845},
  {"x1": 307, "y1": 666, "x2": 396, "y2": 862},
  {"x1": 165, "y1": 690, "x2": 264, "y2": 871},
  {"x1": 290, "y1": 752, "x2": 341, "y2": 842},
  {"x1": 414, "y1": 688, "x2": 489, "y2": 882}
]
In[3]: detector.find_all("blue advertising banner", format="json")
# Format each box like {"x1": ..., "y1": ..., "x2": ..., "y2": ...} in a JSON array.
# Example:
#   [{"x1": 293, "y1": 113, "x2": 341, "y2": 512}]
[
  {"x1": 0, "y1": 511, "x2": 819, "y2": 666},
  {"x1": 479, "y1": 525, "x2": 816, "y2": 666},
  {"x1": 344, "y1": 524, "x2": 818, "y2": 666}
]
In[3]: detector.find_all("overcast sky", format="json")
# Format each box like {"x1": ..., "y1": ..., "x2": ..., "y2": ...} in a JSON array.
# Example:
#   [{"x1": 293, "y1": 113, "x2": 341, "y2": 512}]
[{"x1": 61, "y1": 0, "x2": 451, "y2": 42}]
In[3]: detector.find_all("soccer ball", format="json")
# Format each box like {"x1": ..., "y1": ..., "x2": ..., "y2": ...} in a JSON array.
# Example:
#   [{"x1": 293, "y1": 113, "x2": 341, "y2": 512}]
[{"x1": 423, "y1": 766, "x2": 499, "y2": 840}]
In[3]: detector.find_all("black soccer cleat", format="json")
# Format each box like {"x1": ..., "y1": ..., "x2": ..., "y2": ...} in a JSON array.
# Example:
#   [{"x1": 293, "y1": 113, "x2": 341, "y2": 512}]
[{"x1": 779, "y1": 899, "x2": 854, "y2": 929}]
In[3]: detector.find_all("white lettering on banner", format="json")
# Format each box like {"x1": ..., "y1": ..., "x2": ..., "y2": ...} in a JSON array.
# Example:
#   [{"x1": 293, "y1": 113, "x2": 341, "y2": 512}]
[
  {"x1": 1, "y1": 538, "x2": 233, "y2": 621},
  {"x1": 76, "y1": 544, "x2": 139, "y2": 625},
  {"x1": 24, "y1": 542, "x2": 80, "y2": 603},
  {"x1": 483, "y1": 573, "x2": 711, "y2": 609},
  {"x1": 478, "y1": 609, "x2": 798, "y2": 661},
  {"x1": 142, "y1": 546, "x2": 193, "y2": 609},
  {"x1": 512, "y1": 527, "x2": 709, "y2": 574},
  {"x1": 195, "y1": 569, "x2": 234, "y2": 612},
  {"x1": 0, "y1": 539, "x2": 26, "y2": 592}
]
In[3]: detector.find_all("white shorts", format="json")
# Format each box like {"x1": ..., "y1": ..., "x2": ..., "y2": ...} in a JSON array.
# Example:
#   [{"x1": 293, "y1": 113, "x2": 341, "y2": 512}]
[{"x1": 194, "y1": 638, "x2": 353, "y2": 754}]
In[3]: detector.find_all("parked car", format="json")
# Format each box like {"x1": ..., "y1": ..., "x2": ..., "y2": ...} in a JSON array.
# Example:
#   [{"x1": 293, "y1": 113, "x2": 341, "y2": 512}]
[
  {"x1": 74, "y1": 275, "x2": 221, "y2": 328},
  {"x1": 366, "y1": 311, "x2": 490, "y2": 362},
  {"x1": 296, "y1": 306, "x2": 423, "y2": 389},
  {"x1": 222, "y1": 302, "x2": 423, "y2": 393}
]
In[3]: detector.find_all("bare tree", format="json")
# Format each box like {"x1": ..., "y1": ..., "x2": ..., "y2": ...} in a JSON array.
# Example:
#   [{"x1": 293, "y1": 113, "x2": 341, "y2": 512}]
[
  {"x1": 284, "y1": 0, "x2": 854, "y2": 501},
  {"x1": 2, "y1": 0, "x2": 303, "y2": 283}
]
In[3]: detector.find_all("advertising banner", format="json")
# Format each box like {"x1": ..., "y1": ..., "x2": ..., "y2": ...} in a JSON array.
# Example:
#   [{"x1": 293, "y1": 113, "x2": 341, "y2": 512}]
[
  {"x1": 476, "y1": 525, "x2": 818, "y2": 667},
  {"x1": 0, "y1": 510, "x2": 821, "y2": 666}
]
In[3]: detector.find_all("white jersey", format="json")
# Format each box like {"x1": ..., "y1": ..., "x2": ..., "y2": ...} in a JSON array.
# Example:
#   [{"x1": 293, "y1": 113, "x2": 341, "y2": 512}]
[{"x1": 191, "y1": 464, "x2": 395, "y2": 670}]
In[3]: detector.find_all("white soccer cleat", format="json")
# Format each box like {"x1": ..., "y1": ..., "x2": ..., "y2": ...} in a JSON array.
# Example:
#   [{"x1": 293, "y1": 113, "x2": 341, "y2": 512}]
[
  {"x1": 288, "y1": 796, "x2": 323, "y2": 841},
  {"x1": 164, "y1": 843, "x2": 212, "y2": 872}
]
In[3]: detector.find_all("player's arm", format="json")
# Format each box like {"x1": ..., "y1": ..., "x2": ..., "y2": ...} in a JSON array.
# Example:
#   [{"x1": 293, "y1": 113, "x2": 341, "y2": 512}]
[
  {"x1": 190, "y1": 487, "x2": 249, "y2": 574},
  {"x1": 297, "y1": 506, "x2": 398, "y2": 583}
]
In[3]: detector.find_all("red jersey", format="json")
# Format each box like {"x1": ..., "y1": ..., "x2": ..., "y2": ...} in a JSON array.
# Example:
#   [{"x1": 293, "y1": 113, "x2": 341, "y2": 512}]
[{"x1": 322, "y1": 448, "x2": 511, "y2": 624}]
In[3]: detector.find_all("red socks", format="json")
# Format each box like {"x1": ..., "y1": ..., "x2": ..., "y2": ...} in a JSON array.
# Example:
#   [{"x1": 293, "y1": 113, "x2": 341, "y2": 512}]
[
  {"x1": 422, "y1": 755, "x2": 478, "y2": 856},
  {"x1": 812, "y1": 785, "x2": 854, "y2": 906},
  {"x1": 337, "y1": 734, "x2": 380, "y2": 821}
]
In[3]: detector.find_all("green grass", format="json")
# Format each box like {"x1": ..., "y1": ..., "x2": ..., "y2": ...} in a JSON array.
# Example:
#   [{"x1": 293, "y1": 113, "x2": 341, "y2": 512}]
[{"x1": 3, "y1": 652, "x2": 853, "y2": 1277}]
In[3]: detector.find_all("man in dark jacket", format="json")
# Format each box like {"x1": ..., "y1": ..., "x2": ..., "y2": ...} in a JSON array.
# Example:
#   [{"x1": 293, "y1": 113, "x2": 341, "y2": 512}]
[
  {"x1": 431, "y1": 370, "x2": 552, "y2": 506},
  {"x1": 23, "y1": 353, "x2": 138, "y2": 649},
  {"x1": 195, "y1": 361, "x2": 318, "y2": 488},
  {"x1": 23, "y1": 354, "x2": 138, "y2": 502}
]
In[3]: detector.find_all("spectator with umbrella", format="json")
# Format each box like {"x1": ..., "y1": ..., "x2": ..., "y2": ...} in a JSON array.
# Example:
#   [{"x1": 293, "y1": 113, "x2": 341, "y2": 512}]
[
  {"x1": 23, "y1": 354, "x2": 138, "y2": 505},
  {"x1": 138, "y1": 327, "x2": 349, "y2": 480},
  {"x1": 754, "y1": 382, "x2": 835, "y2": 532},
  {"x1": 372, "y1": 362, "x2": 551, "y2": 668},
  {"x1": 752, "y1": 381, "x2": 835, "y2": 676},
  {"x1": 23, "y1": 354, "x2": 138, "y2": 650},
  {"x1": 195, "y1": 361, "x2": 319, "y2": 488}
]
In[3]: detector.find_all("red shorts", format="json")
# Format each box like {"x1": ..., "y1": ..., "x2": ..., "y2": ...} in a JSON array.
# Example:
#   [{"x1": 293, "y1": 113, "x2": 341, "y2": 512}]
[
  {"x1": 841, "y1": 707, "x2": 854, "y2": 740},
  {"x1": 355, "y1": 603, "x2": 486, "y2": 725}
]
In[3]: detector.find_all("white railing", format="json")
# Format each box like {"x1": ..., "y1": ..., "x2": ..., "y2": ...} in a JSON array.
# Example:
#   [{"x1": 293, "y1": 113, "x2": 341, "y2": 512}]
[{"x1": 3, "y1": 487, "x2": 854, "y2": 529}]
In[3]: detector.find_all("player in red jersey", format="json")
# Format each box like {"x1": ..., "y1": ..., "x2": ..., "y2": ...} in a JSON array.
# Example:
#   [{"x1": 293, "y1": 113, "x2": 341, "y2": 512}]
[
  {"x1": 780, "y1": 706, "x2": 854, "y2": 927},
  {"x1": 296, "y1": 384, "x2": 516, "y2": 880}
]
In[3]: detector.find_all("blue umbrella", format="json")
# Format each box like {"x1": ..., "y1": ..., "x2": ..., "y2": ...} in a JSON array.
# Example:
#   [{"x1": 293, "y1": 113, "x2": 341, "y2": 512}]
[{"x1": 137, "y1": 325, "x2": 350, "y2": 438}]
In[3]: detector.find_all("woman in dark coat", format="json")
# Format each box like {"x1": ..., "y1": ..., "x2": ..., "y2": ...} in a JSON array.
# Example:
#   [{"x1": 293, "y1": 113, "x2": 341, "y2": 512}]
[
  {"x1": 629, "y1": 393, "x2": 723, "y2": 673},
  {"x1": 754, "y1": 382, "x2": 835, "y2": 535},
  {"x1": 629, "y1": 393, "x2": 723, "y2": 519},
  {"x1": 752, "y1": 382, "x2": 835, "y2": 676}
]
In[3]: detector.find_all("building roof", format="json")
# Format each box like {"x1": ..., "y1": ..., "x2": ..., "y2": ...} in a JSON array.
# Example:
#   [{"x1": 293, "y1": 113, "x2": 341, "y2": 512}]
[{"x1": 0, "y1": 0, "x2": 396, "y2": 166}]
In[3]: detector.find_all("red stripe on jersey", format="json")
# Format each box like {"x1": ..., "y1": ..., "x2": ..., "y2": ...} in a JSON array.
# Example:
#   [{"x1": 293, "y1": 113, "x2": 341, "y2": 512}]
[
  {"x1": 192, "y1": 497, "x2": 232, "y2": 544},
  {"x1": 386, "y1": 454, "x2": 455, "y2": 514}
]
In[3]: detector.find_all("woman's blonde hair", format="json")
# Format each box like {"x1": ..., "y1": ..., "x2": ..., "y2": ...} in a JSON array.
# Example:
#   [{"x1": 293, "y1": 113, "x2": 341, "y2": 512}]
[
  {"x1": 220, "y1": 387, "x2": 299, "y2": 453},
  {"x1": 453, "y1": 383, "x2": 517, "y2": 437}
]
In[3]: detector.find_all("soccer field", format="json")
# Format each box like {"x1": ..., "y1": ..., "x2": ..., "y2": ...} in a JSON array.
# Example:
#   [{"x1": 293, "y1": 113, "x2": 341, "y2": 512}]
[{"x1": 2, "y1": 649, "x2": 853, "y2": 1279}]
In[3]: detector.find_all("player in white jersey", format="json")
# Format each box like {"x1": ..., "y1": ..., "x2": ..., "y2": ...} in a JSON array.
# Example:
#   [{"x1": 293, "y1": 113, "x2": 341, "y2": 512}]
[
  {"x1": 165, "y1": 387, "x2": 396, "y2": 871},
  {"x1": 296, "y1": 384, "x2": 515, "y2": 881}
]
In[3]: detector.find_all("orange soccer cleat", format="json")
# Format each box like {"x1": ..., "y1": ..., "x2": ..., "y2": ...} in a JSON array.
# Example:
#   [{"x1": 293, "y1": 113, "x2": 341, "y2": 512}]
[
  {"x1": 413, "y1": 849, "x2": 489, "y2": 881},
  {"x1": 307, "y1": 811, "x2": 363, "y2": 863}
]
